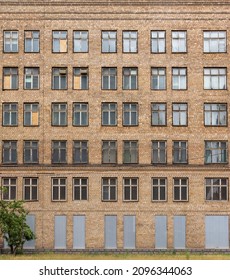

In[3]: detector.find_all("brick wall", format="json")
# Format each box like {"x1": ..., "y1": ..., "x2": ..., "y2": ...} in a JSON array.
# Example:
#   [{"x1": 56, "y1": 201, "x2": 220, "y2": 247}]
[{"x1": 0, "y1": 1, "x2": 229, "y2": 250}]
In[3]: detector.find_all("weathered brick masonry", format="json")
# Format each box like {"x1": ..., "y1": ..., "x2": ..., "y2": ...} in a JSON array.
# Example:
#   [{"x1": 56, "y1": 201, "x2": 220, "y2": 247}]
[{"x1": 0, "y1": 0, "x2": 230, "y2": 250}]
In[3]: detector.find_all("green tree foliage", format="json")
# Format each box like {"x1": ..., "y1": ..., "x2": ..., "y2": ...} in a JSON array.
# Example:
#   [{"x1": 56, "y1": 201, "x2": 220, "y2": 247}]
[{"x1": 0, "y1": 197, "x2": 35, "y2": 254}]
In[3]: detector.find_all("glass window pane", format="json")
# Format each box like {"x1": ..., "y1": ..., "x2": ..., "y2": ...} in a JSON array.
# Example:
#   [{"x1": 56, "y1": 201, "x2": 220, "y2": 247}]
[
  {"x1": 181, "y1": 187, "x2": 187, "y2": 200},
  {"x1": 103, "y1": 186, "x2": 109, "y2": 200},
  {"x1": 124, "y1": 186, "x2": 130, "y2": 200},
  {"x1": 174, "y1": 186, "x2": 180, "y2": 200},
  {"x1": 160, "y1": 187, "x2": 166, "y2": 200},
  {"x1": 82, "y1": 187, "x2": 87, "y2": 200}
]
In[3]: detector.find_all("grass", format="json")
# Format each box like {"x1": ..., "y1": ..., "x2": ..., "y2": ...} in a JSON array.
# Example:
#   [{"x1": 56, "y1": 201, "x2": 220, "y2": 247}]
[{"x1": 1, "y1": 252, "x2": 230, "y2": 260}]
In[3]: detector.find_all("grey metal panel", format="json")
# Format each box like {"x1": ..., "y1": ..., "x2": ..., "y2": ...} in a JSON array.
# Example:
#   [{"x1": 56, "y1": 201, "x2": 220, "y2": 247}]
[
  {"x1": 155, "y1": 216, "x2": 167, "y2": 249},
  {"x1": 174, "y1": 216, "x2": 186, "y2": 249},
  {"x1": 54, "y1": 215, "x2": 66, "y2": 249},
  {"x1": 24, "y1": 215, "x2": 35, "y2": 249},
  {"x1": 73, "y1": 215, "x2": 85, "y2": 249},
  {"x1": 205, "y1": 216, "x2": 229, "y2": 249},
  {"x1": 124, "y1": 215, "x2": 136, "y2": 249},
  {"x1": 105, "y1": 216, "x2": 117, "y2": 249},
  {"x1": 4, "y1": 215, "x2": 36, "y2": 249},
  {"x1": 3, "y1": 234, "x2": 9, "y2": 249}
]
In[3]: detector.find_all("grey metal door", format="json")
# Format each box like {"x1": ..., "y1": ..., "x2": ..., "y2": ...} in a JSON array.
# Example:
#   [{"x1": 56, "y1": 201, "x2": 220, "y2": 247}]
[
  {"x1": 174, "y1": 216, "x2": 186, "y2": 249},
  {"x1": 124, "y1": 215, "x2": 136, "y2": 249},
  {"x1": 105, "y1": 216, "x2": 117, "y2": 249},
  {"x1": 205, "y1": 216, "x2": 229, "y2": 249},
  {"x1": 3, "y1": 234, "x2": 9, "y2": 249},
  {"x1": 54, "y1": 215, "x2": 66, "y2": 249},
  {"x1": 24, "y1": 215, "x2": 35, "y2": 249},
  {"x1": 73, "y1": 215, "x2": 85, "y2": 249},
  {"x1": 155, "y1": 216, "x2": 167, "y2": 249},
  {"x1": 4, "y1": 215, "x2": 36, "y2": 249}
]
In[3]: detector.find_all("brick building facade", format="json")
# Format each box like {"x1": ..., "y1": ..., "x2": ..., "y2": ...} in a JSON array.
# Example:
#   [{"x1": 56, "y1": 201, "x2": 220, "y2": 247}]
[{"x1": 1, "y1": 0, "x2": 230, "y2": 250}]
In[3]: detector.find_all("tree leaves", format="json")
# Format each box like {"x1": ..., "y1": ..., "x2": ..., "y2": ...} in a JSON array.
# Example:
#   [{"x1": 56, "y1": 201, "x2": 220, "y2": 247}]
[{"x1": 0, "y1": 193, "x2": 35, "y2": 254}]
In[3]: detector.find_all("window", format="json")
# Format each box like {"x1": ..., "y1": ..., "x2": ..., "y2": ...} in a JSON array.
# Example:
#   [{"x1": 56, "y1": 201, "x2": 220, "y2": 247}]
[
  {"x1": 123, "y1": 31, "x2": 137, "y2": 53},
  {"x1": 173, "y1": 141, "x2": 188, "y2": 164},
  {"x1": 123, "y1": 67, "x2": 138, "y2": 89},
  {"x1": 102, "y1": 141, "x2": 117, "y2": 164},
  {"x1": 73, "y1": 31, "x2": 88, "y2": 52},
  {"x1": 172, "y1": 31, "x2": 187, "y2": 53},
  {"x1": 102, "y1": 67, "x2": 117, "y2": 89},
  {"x1": 123, "y1": 141, "x2": 138, "y2": 164},
  {"x1": 123, "y1": 103, "x2": 138, "y2": 126},
  {"x1": 73, "y1": 178, "x2": 88, "y2": 200},
  {"x1": 3, "y1": 67, "x2": 18, "y2": 90},
  {"x1": 152, "y1": 141, "x2": 167, "y2": 164},
  {"x1": 204, "y1": 103, "x2": 227, "y2": 126},
  {"x1": 73, "y1": 103, "x2": 88, "y2": 126},
  {"x1": 204, "y1": 31, "x2": 226, "y2": 53},
  {"x1": 151, "y1": 67, "x2": 166, "y2": 90},
  {"x1": 24, "y1": 141, "x2": 39, "y2": 164},
  {"x1": 173, "y1": 178, "x2": 188, "y2": 201},
  {"x1": 205, "y1": 141, "x2": 228, "y2": 164},
  {"x1": 172, "y1": 68, "x2": 187, "y2": 90},
  {"x1": 73, "y1": 141, "x2": 88, "y2": 164},
  {"x1": 151, "y1": 31, "x2": 166, "y2": 53},
  {"x1": 52, "y1": 178, "x2": 66, "y2": 201},
  {"x1": 2, "y1": 178, "x2": 16, "y2": 200},
  {"x1": 52, "y1": 141, "x2": 67, "y2": 163},
  {"x1": 23, "y1": 178, "x2": 38, "y2": 201},
  {"x1": 4, "y1": 31, "x2": 18, "y2": 52},
  {"x1": 52, "y1": 68, "x2": 67, "y2": 89},
  {"x1": 205, "y1": 178, "x2": 228, "y2": 201},
  {"x1": 2, "y1": 103, "x2": 18, "y2": 126},
  {"x1": 24, "y1": 68, "x2": 39, "y2": 89},
  {"x1": 52, "y1": 31, "x2": 67, "y2": 52},
  {"x1": 73, "y1": 68, "x2": 88, "y2": 90},
  {"x1": 123, "y1": 178, "x2": 138, "y2": 201},
  {"x1": 172, "y1": 103, "x2": 187, "y2": 126},
  {"x1": 2, "y1": 141, "x2": 17, "y2": 164},
  {"x1": 102, "y1": 103, "x2": 117, "y2": 126},
  {"x1": 151, "y1": 103, "x2": 166, "y2": 126},
  {"x1": 102, "y1": 178, "x2": 117, "y2": 201},
  {"x1": 24, "y1": 31, "x2": 39, "y2": 53},
  {"x1": 102, "y1": 31, "x2": 117, "y2": 53},
  {"x1": 152, "y1": 178, "x2": 167, "y2": 201},
  {"x1": 204, "y1": 68, "x2": 226, "y2": 90},
  {"x1": 24, "y1": 103, "x2": 39, "y2": 126},
  {"x1": 52, "y1": 103, "x2": 67, "y2": 126}
]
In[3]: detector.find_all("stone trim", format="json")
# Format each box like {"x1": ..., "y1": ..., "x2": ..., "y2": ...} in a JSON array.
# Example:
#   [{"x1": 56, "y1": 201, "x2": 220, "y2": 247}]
[{"x1": 0, "y1": 0, "x2": 230, "y2": 7}]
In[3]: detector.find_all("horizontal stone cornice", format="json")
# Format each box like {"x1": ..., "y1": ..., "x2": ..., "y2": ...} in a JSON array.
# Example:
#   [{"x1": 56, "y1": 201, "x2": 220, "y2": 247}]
[{"x1": 0, "y1": 0, "x2": 230, "y2": 6}]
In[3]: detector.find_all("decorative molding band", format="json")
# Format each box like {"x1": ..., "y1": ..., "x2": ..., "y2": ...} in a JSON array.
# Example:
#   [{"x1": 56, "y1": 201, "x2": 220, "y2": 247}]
[{"x1": 0, "y1": 0, "x2": 230, "y2": 6}]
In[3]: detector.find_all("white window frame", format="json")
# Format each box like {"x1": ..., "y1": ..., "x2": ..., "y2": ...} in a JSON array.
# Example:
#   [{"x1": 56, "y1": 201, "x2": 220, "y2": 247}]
[
  {"x1": 52, "y1": 178, "x2": 67, "y2": 201},
  {"x1": 2, "y1": 178, "x2": 17, "y2": 201},
  {"x1": 23, "y1": 177, "x2": 38, "y2": 201},
  {"x1": 73, "y1": 178, "x2": 88, "y2": 200},
  {"x1": 173, "y1": 178, "x2": 188, "y2": 201},
  {"x1": 205, "y1": 178, "x2": 228, "y2": 201},
  {"x1": 152, "y1": 178, "x2": 167, "y2": 201},
  {"x1": 102, "y1": 177, "x2": 117, "y2": 201},
  {"x1": 123, "y1": 178, "x2": 138, "y2": 201}
]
